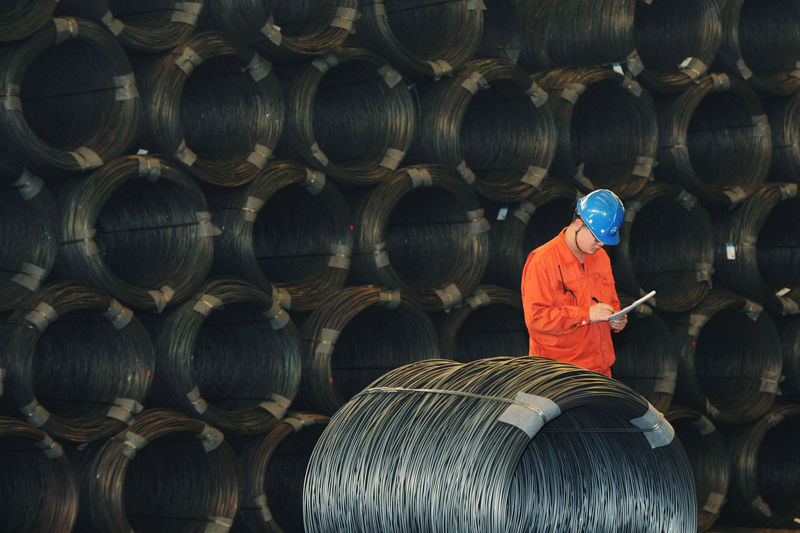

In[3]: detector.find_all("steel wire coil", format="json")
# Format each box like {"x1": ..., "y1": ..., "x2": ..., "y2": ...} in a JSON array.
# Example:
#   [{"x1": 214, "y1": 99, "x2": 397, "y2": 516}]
[
  {"x1": 713, "y1": 0, "x2": 800, "y2": 96},
  {"x1": 235, "y1": 411, "x2": 329, "y2": 533},
  {"x1": 665, "y1": 406, "x2": 730, "y2": 533},
  {"x1": 777, "y1": 316, "x2": 800, "y2": 400},
  {"x1": 712, "y1": 182, "x2": 800, "y2": 317},
  {"x1": 73, "y1": 408, "x2": 239, "y2": 533},
  {"x1": 653, "y1": 73, "x2": 772, "y2": 208},
  {"x1": 56, "y1": 0, "x2": 203, "y2": 52},
  {"x1": 136, "y1": 30, "x2": 284, "y2": 187},
  {"x1": 1, "y1": 281, "x2": 154, "y2": 442},
  {"x1": 409, "y1": 57, "x2": 558, "y2": 202},
  {"x1": 531, "y1": 67, "x2": 658, "y2": 199},
  {"x1": 150, "y1": 277, "x2": 303, "y2": 435},
  {"x1": 276, "y1": 45, "x2": 416, "y2": 186},
  {"x1": 670, "y1": 288, "x2": 783, "y2": 425},
  {"x1": 209, "y1": 159, "x2": 353, "y2": 312},
  {"x1": 56, "y1": 155, "x2": 217, "y2": 312},
  {"x1": 299, "y1": 285, "x2": 440, "y2": 415},
  {"x1": 0, "y1": 17, "x2": 141, "y2": 175},
  {"x1": 304, "y1": 356, "x2": 697, "y2": 532},
  {"x1": 762, "y1": 92, "x2": 800, "y2": 184},
  {"x1": 609, "y1": 182, "x2": 714, "y2": 313},
  {"x1": 353, "y1": 0, "x2": 483, "y2": 80},
  {"x1": 474, "y1": 0, "x2": 524, "y2": 63},
  {"x1": 351, "y1": 164, "x2": 490, "y2": 311},
  {"x1": 0, "y1": 417, "x2": 78, "y2": 533},
  {"x1": 0, "y1": 0, "x2": 57, "y2": 42}
]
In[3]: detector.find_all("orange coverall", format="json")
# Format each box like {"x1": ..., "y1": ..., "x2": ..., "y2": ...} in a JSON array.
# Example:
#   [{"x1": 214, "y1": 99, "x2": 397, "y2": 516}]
[{"x1": 520, "y1": 228, "x2": 621, "y2": 376}]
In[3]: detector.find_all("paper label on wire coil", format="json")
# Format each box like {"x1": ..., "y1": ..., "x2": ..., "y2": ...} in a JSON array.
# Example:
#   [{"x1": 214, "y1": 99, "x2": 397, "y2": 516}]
[
  {"x1": 113, "y1": 73, "x2": 139, "y2": 101},
  {"x1": 632, "y1": 156, "x2": 655, "y2": 178},
  {"x1": 709, "y1": 73, "x2": 730, "y2": 92},
  {"x1": 121, "y1": 430, "x2": 148, "y2": 460},
  {"x1": 136, "y1": 155, "x2": 161, "y2": 181},
  {"x1": 25, "y1": 301, "x2": 58, "y2": 333},
  {"x1": 722, "y1": 186, "x2": 747, "y2": 205},
  {"x1": 742, "y1": 299, "x2": 763, "y2": 321},
  {"x1": 106, "y1": 397, "x2": 143, "y2": 425},
  {"x1": 496, "y1": 207, "x2": 508, "y2": 220},
  {"x1": 687, "y1": 313, "x2": 708, "y2": 338},
  {"x1": 779, "y1": 295, "x2": 800, "y2": 315},
  {"x1": 676, "y1": 189, "x2": 697, "y2": 211},
  {"x1": 653, "y1": 371, "x2": 676, "y2": 394},
  {"x1": 377, "y1": 65, "x2": 402, "y2": 89},
  {"x1": 315, "y1": 328, "x2": 340, "y2": 356},
  {"x1": 101, "y1": 11, "x2": 124, "y2": 35},
  {"x1": 751, "y1": 496, "x2": 772, "y2": 517},
  {"x1": 407, "y1": 167, "x2": 433, "y2": 188},
  {"x1": 196, "y1": 424, "x2": 224, "y2": 453},
  {"x1": 309, "y1": 142, "x2": 329, "y2": 166},
  {"x1": 193, "y1": 293, "x2": 224, "y2": 317},
  {"x1": 245, "y1": 53, "x2": 272, "y2": 83},
  {"x1": 678, "y1": 57, "x2": 707, "y2": 81},
  {"x1": 573, "y1": 163, "x2": 594, "y2": 190},
  {"x1": 466, "y1": 288, "x2": 490, "y2": 309},
  {"x1": 560, "y1": 83, "x2": 585, "y2": 104},
  {"x1": 696, "y1": 263, "x2": 714, "y2": 285},
  {"x1": 760, "y1": 370, "x2": 781, "y2": 394},
  {"x1": 103, "y1": 299, "x2": 134, "y2": 329},
  {"x1": 246, "y1": 143, "x2": 272, "y2": 170},
  {"x1": 521, "y1": 166, "x2": 547, "y2": 188},
  {"x1": 263, "y1": 299, "x2": 290, "y2": 329},
  {"x1": 11, "y1": 168, "x2": 43, "y2": 201},
  {"x1": 174, "y1": 139, "x2": 197, "y2": 167},
  {"x1": 751, "y1": 114, "x2": 770, "y2": 138},
  {"x1": 378, "y1": 287, "x2": 402, "y2": 309},
  {"x1": 196, "y1": 211, "x2": 222, "y2": 238},
  {"x1": 373, "y1": 242, "x2": 390, "y2": 269},
  {"x1": 312, "y1": 55, "x2": 340, "y2": 74},
  {"x1": 380, "y1": 148, "x2": 405, "y2": 170},
  {"x1": 205, "y1": 516, "x2": 233, "y2": 533},
  {"x1": 174, "y1": 46, "x2": 202, "y2": 76},
  {"x1": 186, "y1": 386, "x2": 208, "y2": 415},
  {"x1": 304, "y1": 168, "x2": 326, "y2": 195},
  {"x1": 11, "y1": 262, "x2": 46, "y2": 292},
  {"x1": 69, "y1": 146, "x2": 103, "y2": 171},
  {"x1": 513, "y1": 201, "x2": 536, "y2": 225},
  {"x1": 620, "y1": 76, "x2": 642, "y2": 97},
  {"x1": 427, "y1": 59, "x2": 453, "y2": 81},
  {"x1": 282, "y1": 412, "x2": 316, "y2": 432},
  {"x1": 242, "y1": 196, "x2": 265, "y2": 222},
  {"x1": 435, "y1": 283, "x2": 463, "y2": 312},
  {"x1": 630, "y1": 402, "x2": 675, "y2": 449},
  {"x1": 21, "y1": 400, "x2": 49, "y2": 427},
  {"x1": 148, "y1": 285, "x2": 175, "y2": 313},
  {"x1": 456, "y1": 160, "x2": 476, "y2": 185},
  {"x1": 461, "y1": 71, "x2": 488, "y2": 95},
  {"x1": 53, "y1": 17, "x2": 79, "y2": 44},
  {"x1": 778, "y1": 183, "x2": 798, "y2": 199},
  {"x1": 260, "y1": 18, "x2": 282, "y2": 46},
  {"x1": 254, "y1": 493, "x2": 274, "y2": 522},
  {"x1": 526, "y1": 82, "x2": 548, "y2": 108},
  {"x1": 172, "y1": 2, "x2": 203, "y2": 26},
  {"x1": 691, "y1": 414, "x2": 716, "y2": 436},
  {"x1": 725, "y1": 244, "x2": 736, "y2": 260},
  {"x1": 260, "y1": 393, "x2": 291, "y2": 420},
  {"x1": 735, "y1": 58, "x2": 753, "y2": 80},
  {"x1": 626, "y1": 49, "x2": 644, "y2": 77},
  {"x1": 35, "y1": 433, "x2": 63, "y2": 459},
  {"x1": 328, "y1": 242, "x2": 352, "y2": 270},
  {"x1": 703, "y1": 492, "x2": 725, "y2": 515},
  {"x1": 497, "y1": 391, "x2": 560, "y2": 439},
  {"x1": 330, "y1": 6, "x2": 358, "y2": 31}
]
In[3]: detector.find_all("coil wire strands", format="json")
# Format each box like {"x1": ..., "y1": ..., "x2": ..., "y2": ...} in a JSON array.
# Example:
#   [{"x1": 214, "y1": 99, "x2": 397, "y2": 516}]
[
  {"x1": 1, "y1": 282, "x2": 154, "y2": 442},
  {"x1": 653, "y1": 72, "x2": 771, "y2": 208},
  {"x1": 671, "y1": 288, "x2": 783, "y2": 425},
  {"x1": 665, "y1": 407, "x2": 730, "y2": 533},
  {"x1": 352, "y1": 164, "x2": 490, "y2": 312},
  {"x1": 0, "y1": 0, "x2": 57, "y2": 42},
  {"x1": 236, "y1": 412, "x2": 329, "y2": 533},
  {"x1": 609, "y1": 182, "x2": 714, "y2": 313},
  {"x1": 0, "y1": 17, "x2": 141, "y2": 175},
  {"x1": 137, "y1": 30, "x2": 284, "y2": 187},
  {"x1": 762, "y1": 92, "x2": 800, "y2": 184},
  {"x1": 474, "y1": 0, "x2": 524, "y2": 62},
  {"x1": 304, "y1": 356, "x2": 697, "y2": 533},
  {"x1": 299, "y1": 285, "x2": 440, "y2": 415},
  {"x1": 777, "y1": 316, "x2": 800, "y2": 399},
  {"x1": 209, "y1": 160, "x2": 352, "y2": 312},
  {"x1": 0, "y1": 417, "x2": 78, "y2": 533},
  {"x1": 531, "y1": 67, "x2": 658, "y2": 199},
  {"x1": 74, "y1": 408, "x2": 239, "y2": 533},
  {"x1": 151, "y1": 277, "x2": 303, "y2": 435},
  {"x1": 409, "y1": 57, "x2": 557, "y2": 202},
  {"x1": 57, "y1": 155, "x2": 218, "y2": 313}
]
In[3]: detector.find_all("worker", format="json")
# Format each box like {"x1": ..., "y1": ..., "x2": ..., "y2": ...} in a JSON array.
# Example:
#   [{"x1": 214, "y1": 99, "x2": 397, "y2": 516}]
[{"x1": 520, "y1": 189, "x2": 627, "y2": 377}]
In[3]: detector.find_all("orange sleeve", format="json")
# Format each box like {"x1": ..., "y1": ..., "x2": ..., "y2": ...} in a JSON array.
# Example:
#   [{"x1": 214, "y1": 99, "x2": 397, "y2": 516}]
[{"x1": 521, "y1": 254, "x2": 590, "y2": 335}]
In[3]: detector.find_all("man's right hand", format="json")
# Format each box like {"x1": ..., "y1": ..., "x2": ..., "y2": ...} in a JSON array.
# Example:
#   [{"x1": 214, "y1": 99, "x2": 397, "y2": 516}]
[{"x1": 589, "y1": 302, "x2": 615, "y2": 323}]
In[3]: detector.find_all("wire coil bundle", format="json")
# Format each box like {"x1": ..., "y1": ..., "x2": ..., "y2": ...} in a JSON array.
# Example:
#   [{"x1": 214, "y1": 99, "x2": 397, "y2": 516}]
[
  {"x1": 236, "y1": 412, "x2": 329, "y2": 533},
  {"x1": 0, "y1": 17, "x2": 141, "y2": 174},
  {"x1": 610, "y1": 182, "x2": 714, "y2": 313},
  {"x1": 532, "y1": 67, "x2": 658, "y2": 199},
  {"x1": 777, "y1": 316, "x2": 800, "y2": 399},
  {"x1": 1, "y1": 281, "x2": 154, "y2": 442},
  {"x1": 352, "y1": 164, "x2": 490, "y2": 311},
  {"x1": 304, "y1": 356, "x2": 697, "y2": 532},
  {"x1": 151, "y1": 277, "x2": 303, "y2": 435},
  {"x1": 665, "y1": 407, "x2": 730, "y2": 533},
  {"x1": 0, "y1": 0, "x2": 57, "y2": 42},
  {"x1": 475, "y1": 0, "x2": 525, "y2": 62},
  {"x1": 74, "y1": 408, "x2": 239, "y2": 533},
  {"x1": 300, "y1": 285, "x2": 440, "y2": 415},
  {"x1": 712, "y1": 182, "x2": 800, "y2": 316},
  {"x1": 671, "y1": 288, "x2": 783, "y2": 424},
  {"x1": 137, "y1": 30, "x2": 284, "y2": 187},
  {"x1": 410, "y1": 57, "x2": 557, "y2": 202},
  {"x1": 57, "y1": 155, "x2": 217, "y2": 313},
  {"x1": 209, "y1": 160, "x2": 352, "y2": 312},
  {"x1": 0, "y1": 417, "x2": 78, "y2": 533},
  {"x1": 654, "y1": 73, "x2": 772, "y2": 208},
  {"x1": 762, "y1": 93, "x2": 800, "y2": 183}
]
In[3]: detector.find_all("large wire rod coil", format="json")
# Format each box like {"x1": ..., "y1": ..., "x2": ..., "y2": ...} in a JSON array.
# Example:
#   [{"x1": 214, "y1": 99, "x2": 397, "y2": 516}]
[
  {"x1": 151, "y1": 277, "x2": 303, "y2": 435},
  {"x1": 665, "y1": 406, "x2": 730, "y2": 533},
  {"x1": 56, "y1": 0, "x2": 203, "y2": 52},
  {"x1": 531, "y1": 67, "x2": 658, "y2": 199},
  {"x1": 1, "y1": 282, "x2": 154, "y2": 443},
  {"x1": 352, "y1": 164, "x2": 490, "y2": 312},
  {"x1": 73, "y1": 408, "x2": 239, "y2": 533},
  {"x1": 777, "y1": 316, "x2": 800, "y2": 400},
  {"x1": 56, "y1": 155, "x2": 217, "y2": 313},
  {"x1": 474, "y1": 0, "x2": 525, "y2": 63},
  {"x1": 0, "y1": 1, "x2": 57, "y2": 42},
  {"x1": 609, "y1": 182, "x2": 714, "y2": 313},
  {"x1": 0, "y1": 417, "x2": 78, "y2": 533},
  {"x1": 410, "y1": 57, "x2": 557, "y2": 202},
  {"x1": 209, "y1": 160, "x2": 352, "y2": 312},
  {"x1": 712, "y1": 182, "x2": 800, "y2": 317},
  {"x1": 304, "y1": 356, "x2": 697, "y2": 532},
  {"x1": 671, "y1": 288, "x2": 783, "y2": 425},
  {"x1": 236, "y1": 412, "x2": 329, "y2": 532},
  {"x1": 762, "y1": 92, "x2": 800, "y2": 184},
  {"x1": 137, "y1": 30, "x2": 284, "y2": 187},
  {"x1": 0, "y1": 17, "x2": 141, "y2": 175},
  {"x1": 653, "y1": 73, "x2": 771, "y2": 208},
  {"x1": 299, "y1": 285, "x2": 440, "y2": 415}
]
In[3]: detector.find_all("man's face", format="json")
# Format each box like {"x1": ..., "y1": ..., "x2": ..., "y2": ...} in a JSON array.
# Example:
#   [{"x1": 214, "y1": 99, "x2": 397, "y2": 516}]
[{"x1": 576, "y1": 220, "x2": 604, "y2": 253}]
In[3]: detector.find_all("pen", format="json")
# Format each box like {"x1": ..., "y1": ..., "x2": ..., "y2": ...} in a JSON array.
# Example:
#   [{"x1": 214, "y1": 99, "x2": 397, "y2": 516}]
[{"x1": 591, "y1": 297, "x2": 600, "y2": 303}]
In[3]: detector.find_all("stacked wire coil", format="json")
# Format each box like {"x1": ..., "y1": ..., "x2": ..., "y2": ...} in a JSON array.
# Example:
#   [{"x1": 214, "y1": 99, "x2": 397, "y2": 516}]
[
  {"x1": 0, "y1": 0, "x2": 57, "y2": 42},
  {"x1": 475, "y1": 0, "x2": 525, "y2": 62},
  {"x1": 762, "y1": 92, "x2": 800, "y2": 183},
  {"x1": 777, "y1": 316, "x2": 800, "y2": 400}
]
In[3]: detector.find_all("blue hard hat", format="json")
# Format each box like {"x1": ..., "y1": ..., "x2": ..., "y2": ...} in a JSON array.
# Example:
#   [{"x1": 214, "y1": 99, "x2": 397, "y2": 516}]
[{"x1": 576, "y1": 189, "x2": 625, "y2": 245}]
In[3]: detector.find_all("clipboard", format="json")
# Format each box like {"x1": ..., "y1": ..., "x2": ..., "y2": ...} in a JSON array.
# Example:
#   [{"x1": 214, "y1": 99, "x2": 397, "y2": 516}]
[{"x1": 606, "y1": 290, "x2": 656, "y2": 321}]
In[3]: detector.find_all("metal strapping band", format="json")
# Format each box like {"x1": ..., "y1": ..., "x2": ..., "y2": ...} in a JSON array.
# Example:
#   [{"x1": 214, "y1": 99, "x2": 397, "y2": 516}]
[
  {"x1": 513, "y1": 200, "x2": 536, "y2": 225},
  {"x1": 35, "y1": 433, "x2": 63, "y2": 458},
  {"x1": 426, "y1": 59, "x2": 453, "y2": 81},
  {"x1": 623, "y1": 200, "x2": 641, "y2": 223},
  {"x1": 329, "y1": 242, "x2": 351, "y2": 270},
  {"x1": 274, "y1": 287, "x2": 291, "y2": 309},
  {"x1": 703, "y1": 492, "x2": 725, "y2": 515},
  {"x1": 305, "y1": 168, "x2": 326, "y2": 195},
  {"x1": 196, "y1": 424, "x2": 224, "y2": 453},
  {"x1": 752, "y1": 114, "x2": 770, "y2": 138},
  {"x1": 498, "y1": 391, "x2": 561, "y2": 439},
  {"x1": 630, "y1": 402, "x2": 675, "y2": 449},
  {"x1": 435, "y1": 283, "x2": 462, "y2": 311},
  {"x1": 283, "y1": 413, "x2": 316, "y2": 431},
  {"x1": 53, "y1": 17, "x2": 79, "y2": 44},
  {"x1": 3, "y1": 83, "x2": 21, "y2": 111},
  {"x1": 760, "y1": 370, "x2": 781, "y2": 394},
  {"x1": 620, "y1": 76, "x2": 642, "y2": 97},
  {"x1": 315, "y1": 328, "x2": 339, "y2": 357},
  {"x1": 692, "y1": 414, "x2": 716, "y2": 436},
  {"x1": 242, "y1": 196, "x2": 265, "y2": 222},
  {"x1": 380, "y1": 148, "x2": 405, "y2": 170},
  {"x1": 204, "y1": 516, "x2": 233, "y2": 533},
  {"x1": 378, "y1": 65, "x2": 402, "y2": 88},
  {"x1": 632, "y1": 156, "x2": 655, "y2": 178},
  {"x1": 521, "y1": 166, "x2": 547, "y2": 188},
  {"x1": 467, "y1": 208, "x2": 490, "y2": 234},
  {"x1": 653, "y1": 371, "x2": 676, "y2": 394},
  {"x1": 573, "y1": 163, "x2": 593, "y2": 190},
  {"x1": 174, "y1": 139, "x2": 197, "y2": 166},
  {"x1": 751, "y1": 496, "x2": 772, "y2": 517},
  {"x1": 678, "y1": 57, "x2": 707, "y2": 81},
  {"x1": 101, "y1": 11, "x2": 124, "y2": 35},
  {"x1": 710, "y1": 73, "x2": 730, "y2": 91},
  {"x1": 526, "y1": 82, "x2": 548, "y2": 107},
  {"x1": 260, "y1": 18, "x2": 282, "y2": 46},
  {"x1": 69, "y1": 227, "x2": 99, "y2": 256},
  {"x1": 263, "y1": 300, "x2": 289, "y2": 329},
  {"x1": 373, "y1": 242, "x2": 390, "y2": 268},
  {"x1": 175, "y1": 46, "x2": 202, "y2": 76},
  {"x1": 136, "y1": 156, "x2": 161, "y2": 181},
  {"x1": 21, "y1": 400, "x2": 49, "y2": 427},
  {"x1": 196, "y1": 211, "x2": 222, "y2": 237},
  {"x1": 148, "y1": 285, "x2": 175, "y2": 313},
  {"x1": 735, "y1": 58, "x2": 753, "y2": 80},
  {"x1": 12, "y1": 169, "x2": 43, "y2": 201},
  {"x1": 742, "y1": 299, "x2": 763, "y2": 321},
  {"x1": 312, "y1": 54, "x2": 340, "y2": 74},
  {"x1": 676, "y1": 189, "x2": 697, "y2": 211},
  {"x1": 687, "y1": 313, "x2": 708, "y2": 338},
  {"x1": 456, "y1": 160, "x2": 476, "y2": 185},
  {"x1": 331, "y1": 6, "x2": 358, "y2": 31},
  {"x1": 193, "y1": 293, "x2": 224, "y2": 317},
  {"x1": 461, "y1": 71, "x2": 488, "y2": 94},
  {"x1": 560, "y1": 83, "x2": 585, "y2": 104},
  {"x1": 11, "y1": 262, "x2": 46, "y2": 292},
  {"x1": 767, "y1": 412, "x2": 785, "y2": 428},
  {"x1": 466, "y1": 0, "x2": 487, "y2": 9},
  {"x1": 69, "y1": 146, "x2": 103, "y2": 171},
  {"x1": 172, "y1": 2, "x2": 203, "y2": 26},
  {"x1": 626, "y1": 49, "x2": 644, "y2": 76},
  {"x1": 778, "y1": 183, "x2": 798, "y2": 199},
  {"x1": 792, "y1": 60, "x2": 800, "y2": 79},
  {"x1": 106, "y1": 397, "x2": 143, "y2": 425},
  {"x1": 466, "y1": 288, "x2": 490, "y2": 309},
  {"x1": 247, "y1": 143, "x2": 272, "y2": 169},
  {"x1": 407, "y1": 167, "x2": 433, "y2": 187},
  {"x1": 187, "y1": 386, "x2": 208, "y2": 415},
  {"x1": 121, "y1": 431, "x2": 148, "y2": 460},
  {"x1": 722, "y1": 186, "x2": 747, "y2": 205},
  {"x1": 254, "y1": 494, "x2": 273, "y2": 523},
  {"x1": 114, "y1": 73, "x2": 139, "y2": 101},
  {"x1": 245, "y1": 53, "x2": 272, "y2": 82},
  {"x1": 779, "y1": 296, "x2": 800, "y2": 315},
  {"x1": 260, "y1": 393, "x2": 291, "y2": 419},
  {"x1": 696, "y1": 263, "x2": 714, "y2": 285},
  {"x1": 310, "y1": 142, "x2": 329, "y2": 166},
  {"x1": 25, "y1": 302, "x2": 58, "y2": 333},
  {"x1": 104, "y1": 299, "x2": 134, "y2": 329},
  {"x1": 378, "y1": 288, "x2": 401, "y2": 309}
]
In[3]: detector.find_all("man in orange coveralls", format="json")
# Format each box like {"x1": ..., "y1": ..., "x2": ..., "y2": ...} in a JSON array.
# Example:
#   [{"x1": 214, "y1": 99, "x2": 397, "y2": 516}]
[{"x1": 521, "y1": 189, "x2": 628, "y2": 377}]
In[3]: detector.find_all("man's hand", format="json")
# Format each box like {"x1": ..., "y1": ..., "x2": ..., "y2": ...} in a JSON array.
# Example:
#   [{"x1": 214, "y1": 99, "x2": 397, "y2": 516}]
[
  {"x1": 609, "y1": 314, "x2": 628, "y2": 332},
  {"x1": 589, "y1": 302, "x2": 614, "y2": 323}
]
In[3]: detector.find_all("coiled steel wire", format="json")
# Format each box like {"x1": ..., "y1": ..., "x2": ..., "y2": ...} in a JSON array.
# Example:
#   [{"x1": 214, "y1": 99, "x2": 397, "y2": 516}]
[
  {"x1": 0, "y1": 0, "x2": 56, "y2": 41},
  {"x1": 475, "y1": 0, "x2": 525, "y2": 62},
  {"x1": 653, "y1": 72, "x2": 772, "y2": 208},
  {"x1": 56, "y1": 155, "x2": 216, "y2": 313},
  {"x1": 670, "y1": 288, "x2": 783, "y2": 425},
  {"x1": 531, "y1": 67, "x2": 658, "y2": 199},
  {"x1": 73, "y1": 408, "x2": 239, "y2": 533},
  {"x1": 0, "y1": 417, "x2": 78, "y2": 533},
  {"x1": 209, "y1": 159, "x2": 352, "y2": 312},
  {"x1": 409, "y1": 57, "x2": 558, "y2": 202},
  {"x1": 1, "y1": 281, "x2": 154, "y2": 442},
  {"x1": 150, "y1": 277, "x2": 303, "y2": 435},
  {"x1": 762, "y1": 92, "x2": 800, "y2": 184},
  {"x1": 776, "y1": 316, "x2": 800, "y2": 400},
  {"x1": 136, "y1": 30, "x2": 284, "y2": 186},
  {"x1": 299, "y1": 285, "x2": 440, "y2": 415},
  {"x1": 304, "y1": 356, "x2": 697, "y2": 532},
  {"x1": 712, "y1": 182, "x2": 800, "y2": 317},
  {"x1": 276, "y1": 45, "x2": 416, "y2": 186},
  {"x1": 351, "y1": 164, "x2": 490, "y2": 311}
]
